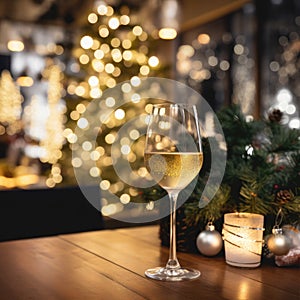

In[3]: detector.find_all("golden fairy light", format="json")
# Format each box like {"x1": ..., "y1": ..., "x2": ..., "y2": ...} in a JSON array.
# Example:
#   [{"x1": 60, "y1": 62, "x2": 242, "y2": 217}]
[
  {"x1": 0, "y1": 70, "x2": 23, "y2": 135},
  {"x1": 80, "y1": 35, "x2": 94, "y2": 49},
  {"x1": 197, "y1": 33, "x2": 210, "y2": 45},
  {"x1": 157, "y1": 0, "x2": 180, "y2": 40},
  {"x1": 108, "y1": 17, "x2": 120, "y2": 30},
  {"x1": 16, "y1": 75, "x2": 34, "y2": 87},
  {"x1": 158, "y1": 28, "x2": 177, "y2": 40},
  {"x1": 67, "y1": 1, "x2": 166, "y2": 214},
  {"x1": 39, "y1": 64, "x2": 65, "y2": 165},
  {"x1": 7, "y1": 40, "x2": 24, "y2": 52},
  {"x1": 88, "y1": 13, "x2": 98, "y2": 24},
  {"x1": 70, "y1": 2, "x2": 160, "y2": 100}
]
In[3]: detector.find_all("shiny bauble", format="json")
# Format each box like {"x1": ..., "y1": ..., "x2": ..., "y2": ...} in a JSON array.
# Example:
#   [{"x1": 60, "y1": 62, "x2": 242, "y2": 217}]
[
  {"x1": 196, "y1": 223, "x2": 223, "y2": 256},
  {"x1": 266, "y1": 228, "x2": 292, "y2": 256}
]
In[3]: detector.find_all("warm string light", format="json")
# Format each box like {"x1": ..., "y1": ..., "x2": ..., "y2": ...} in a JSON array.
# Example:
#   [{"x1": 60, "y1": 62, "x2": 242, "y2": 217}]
[
  {"x1": 0, "y1": 70, "x2": 24, "y2": 135},
  {"x1": 267, "y1": 36, "x2": 300, "y2": 129},
  {"x1": 39, "y1": 64, "x2": 65, "y2": 170},
  {"x1": 7, "y1": 40, "x2": 24, "y2": 52},
  {"x1": 37, "y1": 64, "x2": 66, "y2": 188},
  {"x1": 0, "y1": 174, "x2": 40, "y2": 189},
  {"x1": 69, "y1": 3, "x2": 160, "y2": 100},
  {"x1": 158, "y1": 0, "x2": 180, "y2": 40},
  {"x1": 22, "y1": 95, "x2": 44, "y2": 141},
  {"x1": 71, "y1": 96, "x2": 160, "y2": 217},
  {"x1": 0, "y1": 4, "x2": 165, "y2": 202},
  {"x1": 65, "y1": 2, "x2": 163, "y2": 214},
  {"x1": 176, "y1": 31, "x2": 256, "y2": 116}
]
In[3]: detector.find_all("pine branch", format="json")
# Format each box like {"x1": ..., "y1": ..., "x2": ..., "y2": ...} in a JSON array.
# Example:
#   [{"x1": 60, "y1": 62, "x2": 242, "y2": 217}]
[
  {"x1": 239, "y1": 181, "x2": 272, "y2": 215},
  {"x1": 267, "y1": 124, "x2": 300, "y2": 153},
  {"x1": 184, "y1": 185, "x2": 231, "y2": 226}
]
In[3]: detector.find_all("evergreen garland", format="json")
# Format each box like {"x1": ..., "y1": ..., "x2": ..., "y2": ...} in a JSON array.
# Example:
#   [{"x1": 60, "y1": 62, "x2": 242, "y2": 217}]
[
  {"x1": 184, "y1": 104, "x2": 300, "y2": 234},
  {"x1": 142, "y1": 104, "x2": 300, "y2": 237}
]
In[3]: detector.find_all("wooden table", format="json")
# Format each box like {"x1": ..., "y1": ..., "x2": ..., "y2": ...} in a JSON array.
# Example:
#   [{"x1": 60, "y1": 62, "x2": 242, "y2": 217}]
[{"x1": 0, "y1": 225, "x2": 298, "y2": 300}]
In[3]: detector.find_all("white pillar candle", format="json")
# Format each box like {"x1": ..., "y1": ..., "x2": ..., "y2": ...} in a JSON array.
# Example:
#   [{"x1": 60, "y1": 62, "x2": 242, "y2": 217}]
[{"x1": 222, "y1": 212, "x2": 265, "y2": 268}]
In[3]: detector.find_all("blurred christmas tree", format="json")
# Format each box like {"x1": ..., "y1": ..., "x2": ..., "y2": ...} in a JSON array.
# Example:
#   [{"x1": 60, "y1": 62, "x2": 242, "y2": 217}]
[
  {"x1": 0, "y1": 70, "x2": 23, "y2": 136},
  {"x1": 59, "y1": 1, "x2": 169, "y2": 215}
]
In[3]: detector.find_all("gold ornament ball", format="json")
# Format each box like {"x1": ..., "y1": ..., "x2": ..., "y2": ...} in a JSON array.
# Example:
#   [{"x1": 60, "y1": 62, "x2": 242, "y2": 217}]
[{"x1": 266, "y1": 233, "x2": 291, "y2": 256}]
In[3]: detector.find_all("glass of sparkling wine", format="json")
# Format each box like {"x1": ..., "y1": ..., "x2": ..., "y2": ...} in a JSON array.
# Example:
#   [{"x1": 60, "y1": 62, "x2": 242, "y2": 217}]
[{"x1": 144, "y1": 103, "x2": 203, "y2": 281}]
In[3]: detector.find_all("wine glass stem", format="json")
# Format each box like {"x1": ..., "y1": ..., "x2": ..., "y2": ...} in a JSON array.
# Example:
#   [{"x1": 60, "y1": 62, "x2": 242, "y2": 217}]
[{"x1": 166, "y1": 191, "x2": 181, "y2": 270}]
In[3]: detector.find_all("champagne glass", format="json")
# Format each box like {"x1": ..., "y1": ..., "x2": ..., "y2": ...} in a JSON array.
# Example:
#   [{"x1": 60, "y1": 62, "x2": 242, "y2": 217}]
[{"x1": 144, "y1": 103, "x2": 203, "y2": 281}]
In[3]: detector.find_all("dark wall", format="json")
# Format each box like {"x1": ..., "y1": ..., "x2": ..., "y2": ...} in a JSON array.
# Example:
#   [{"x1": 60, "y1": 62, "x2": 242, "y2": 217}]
[
  {"x1": 0, "y1": 54, "x2": 10, "y2": 73},
  {"x1": 0, "y1": 185, "x2": 104, "y2": 241}
]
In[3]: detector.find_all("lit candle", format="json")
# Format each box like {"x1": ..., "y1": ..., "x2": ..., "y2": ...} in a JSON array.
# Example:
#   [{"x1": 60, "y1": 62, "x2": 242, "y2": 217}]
[{"x1": 222, "y1": 212, "x2": 265, "y2": 268}]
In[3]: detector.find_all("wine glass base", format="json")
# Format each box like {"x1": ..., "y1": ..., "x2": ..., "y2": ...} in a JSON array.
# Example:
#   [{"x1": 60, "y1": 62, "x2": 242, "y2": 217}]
[{"x1": 145, "y1": 266, "x2": 201, "y2": 281}]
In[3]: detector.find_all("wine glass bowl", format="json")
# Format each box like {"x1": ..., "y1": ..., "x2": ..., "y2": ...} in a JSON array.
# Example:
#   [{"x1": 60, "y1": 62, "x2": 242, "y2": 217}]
[{"x1": 144, "y1": 103, "x2": 203, "y2": 281}]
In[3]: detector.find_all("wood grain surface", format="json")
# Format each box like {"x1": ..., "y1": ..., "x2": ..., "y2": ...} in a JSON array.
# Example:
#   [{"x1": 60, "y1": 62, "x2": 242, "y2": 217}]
[{"x1": 0, "y1": 225, "x2": 298, "y2": 300}]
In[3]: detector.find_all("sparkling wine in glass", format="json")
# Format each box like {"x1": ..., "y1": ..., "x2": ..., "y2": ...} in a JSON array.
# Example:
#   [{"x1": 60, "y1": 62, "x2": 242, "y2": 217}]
[{"x1": 144, "y1": 103, "x2": 203, "y2": 281}]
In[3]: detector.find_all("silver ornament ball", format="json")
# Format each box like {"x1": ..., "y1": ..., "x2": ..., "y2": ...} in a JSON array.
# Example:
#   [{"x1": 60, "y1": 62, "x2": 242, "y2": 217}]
[
  {"x1": 196, "y1": 224, "x2": 223, "y2": 256},
  {"x1": 266, "y1": 228, "x2": 292, "y2": 256}
]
